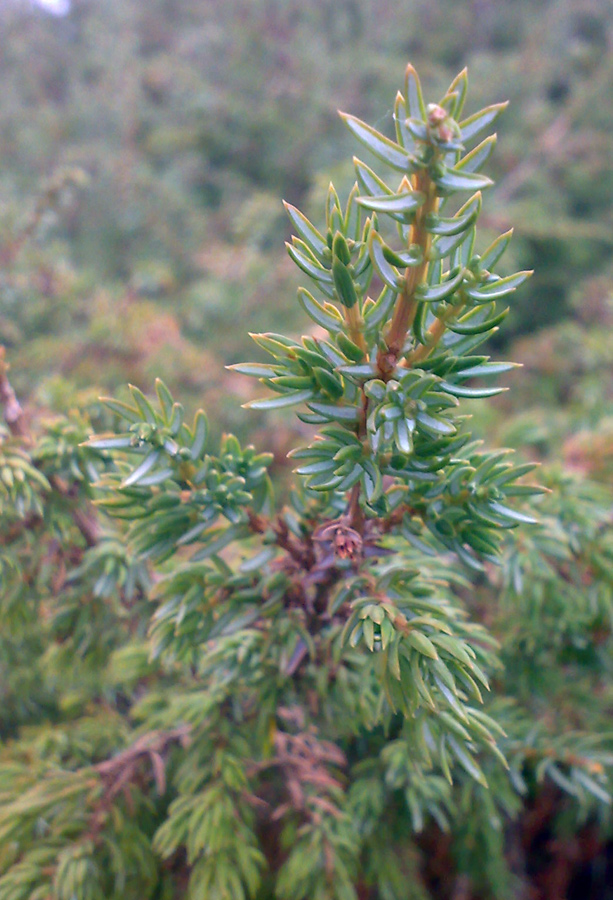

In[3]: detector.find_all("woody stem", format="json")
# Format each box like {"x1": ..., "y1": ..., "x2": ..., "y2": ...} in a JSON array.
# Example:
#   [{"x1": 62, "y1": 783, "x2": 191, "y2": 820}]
[{"x1": 379, "y1": 169, "x2": 438, "y2": 372}]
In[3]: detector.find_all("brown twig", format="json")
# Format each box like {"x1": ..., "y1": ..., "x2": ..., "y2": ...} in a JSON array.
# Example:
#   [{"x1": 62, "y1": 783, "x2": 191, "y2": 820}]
[
  {"x1": 246, "y1": 507, "x2": 315, "y2": 571},
  {"x1": 87, "y1": 726, "x2": 191, "y2": 837},
  {"x1": 247, "y1": 725, "x2": 346, "y2": 822},
  {"x1": 347, "y1": 482, "x2": 364, "y2": 533}
]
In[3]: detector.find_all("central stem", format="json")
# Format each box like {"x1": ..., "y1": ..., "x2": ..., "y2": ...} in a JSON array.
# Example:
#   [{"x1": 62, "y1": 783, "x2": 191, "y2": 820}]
[
  {"x1": 354, "y1": 170, "x2": 438, "y2": 525},
  {"x1": 380, "y1": 169, "x2": 438, "y2": 370}
]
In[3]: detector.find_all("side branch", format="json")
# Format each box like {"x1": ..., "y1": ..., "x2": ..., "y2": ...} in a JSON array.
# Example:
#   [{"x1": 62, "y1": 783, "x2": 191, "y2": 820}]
[{"x1": 405, "y1": 301, "x2": 465, "y2": 367}]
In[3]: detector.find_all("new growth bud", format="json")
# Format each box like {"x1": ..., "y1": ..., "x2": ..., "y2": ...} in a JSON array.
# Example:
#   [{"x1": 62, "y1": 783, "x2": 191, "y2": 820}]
[{"x1": 426, "y1": 102, "x2": 460, "y2": 145}]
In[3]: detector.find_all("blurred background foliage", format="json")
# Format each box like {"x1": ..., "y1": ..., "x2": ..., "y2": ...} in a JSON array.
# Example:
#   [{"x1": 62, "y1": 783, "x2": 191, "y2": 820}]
[{"x1": 0, "y1": 0, "x2": 611, "y2": 466}]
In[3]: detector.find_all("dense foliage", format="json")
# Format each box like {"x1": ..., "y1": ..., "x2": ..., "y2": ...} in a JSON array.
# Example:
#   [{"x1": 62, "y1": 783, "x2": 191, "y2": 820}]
[{"x1": 1, "y1": 56, "x2": 613, "y2": 900}]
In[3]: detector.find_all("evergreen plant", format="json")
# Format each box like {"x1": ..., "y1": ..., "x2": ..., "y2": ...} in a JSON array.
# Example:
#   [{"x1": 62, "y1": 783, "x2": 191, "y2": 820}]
[{"x1": 1, "y1": 63, "x2": 612, "y2": 900}]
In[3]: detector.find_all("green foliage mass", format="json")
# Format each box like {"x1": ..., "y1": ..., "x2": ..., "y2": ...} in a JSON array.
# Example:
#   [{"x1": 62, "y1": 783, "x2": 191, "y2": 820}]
[{"x1": 1, "y1": 61, "x2": 613, "y2": 899}]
